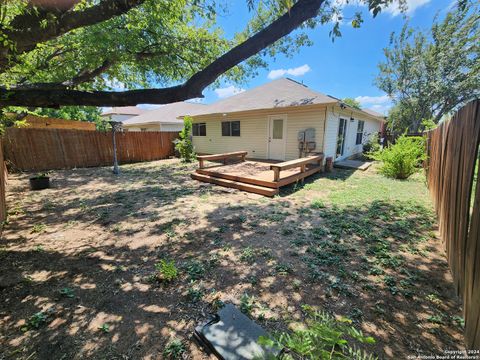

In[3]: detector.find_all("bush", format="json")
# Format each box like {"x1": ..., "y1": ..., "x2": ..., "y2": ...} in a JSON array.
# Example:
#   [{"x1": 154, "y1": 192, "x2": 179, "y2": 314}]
[
  {"x1": 362, "y1": 134, "x2": 380, "y2": 153},
  {"x1": 174, "y1": 116, "x2": 196, "y2": 162},
  {"x1": 369, "y1": 135, "x2": 426, "y2": 180}
]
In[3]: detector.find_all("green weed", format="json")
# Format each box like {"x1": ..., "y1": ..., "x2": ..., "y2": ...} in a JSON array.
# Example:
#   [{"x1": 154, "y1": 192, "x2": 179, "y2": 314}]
[
  {"x1": 258, "y1": 305, "x2": 376, "y2": 359},
  {"x1": 187, "y1": 284, "x2": 204, "y2": 302},
  {"x1": 59, "y1": 287, "x2": 75, "y2": 298},
  {"x1": 240, "y1": 293, "x2": 255, "y2": 315},
  {"x1": 183, "y1": 260, "x2": 206, "y2": 280},
  {"x1": 163, "y1": 339, "x2": 186, "y2": 359},
  {"x1": 155, "y1": 259, "x2": 178, "y2": 282},
  {"x1": 31, "y1": 223, "x2": 47, "y2": 234},
  {"x1": 98, "y1": 323, "x2": 110, "y2": 333},
  {"x1": 240, "y1": 246, "x2": 256, "y2": 264}
]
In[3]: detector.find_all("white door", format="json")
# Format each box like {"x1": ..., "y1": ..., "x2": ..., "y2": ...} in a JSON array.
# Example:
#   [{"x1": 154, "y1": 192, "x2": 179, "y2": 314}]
[{"x1": 268, "y1": 115, "x2": 287, "y2": 160}]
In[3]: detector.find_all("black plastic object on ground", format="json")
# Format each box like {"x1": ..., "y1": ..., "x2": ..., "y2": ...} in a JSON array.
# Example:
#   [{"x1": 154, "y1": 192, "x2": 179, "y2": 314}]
[
  {"x1": 194, "y1": 303, "x2": 281, "y2": 360},
  {"x1": 29, "y1": 176, "x2": 50, "y2": 190}
]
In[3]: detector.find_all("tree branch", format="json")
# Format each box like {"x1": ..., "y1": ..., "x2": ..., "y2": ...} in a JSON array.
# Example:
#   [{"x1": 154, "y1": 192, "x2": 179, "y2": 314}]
[
  {"x1": 0, "y1": 0, "x2": 325, "y2": 107},
  {"x1": 1, "y1": 0, "x2": 145, "y2": 69}
]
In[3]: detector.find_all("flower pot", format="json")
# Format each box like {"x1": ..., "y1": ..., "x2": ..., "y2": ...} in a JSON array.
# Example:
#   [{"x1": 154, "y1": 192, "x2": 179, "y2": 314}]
[{"x1": 29, "y1": 176, "x2": 50, "y2": 190}]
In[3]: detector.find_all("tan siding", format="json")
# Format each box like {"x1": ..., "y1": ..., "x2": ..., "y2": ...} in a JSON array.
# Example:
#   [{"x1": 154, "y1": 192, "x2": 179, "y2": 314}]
[
  {"x1": 324, "y1": 110, "x2": 339, "y2": 160},
  {"x1": 284, "y1": 110, "x2": 326, "y2": 160},
  {"x1": 192, "y1": 113, "x2": 268, "y2": 159},
  {"x1": 192, "y1": 106, "x2": 327, "y2": 160},
  {"x1": 124, "y1": 124, "x2": 160, "y2": 132},
  {"x1": 159, "y1": 123, "x2": 182, "y2": 132}
]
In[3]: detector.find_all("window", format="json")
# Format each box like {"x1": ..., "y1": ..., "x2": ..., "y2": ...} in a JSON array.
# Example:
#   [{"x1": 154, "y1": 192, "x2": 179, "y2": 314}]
[
  {"x1": 336, "y1": 118, "x2": 347, "y2": 158},
  {"x1": 272, "y1": 119, "x2": 284, "y2": 139},
  {"x1": 192, "y1": 123, "x2": 206, "y2": 136},
  {"x1": 356, "y1": 120, "x2": 365, "y2": 145},
  {"x1": 221, "y1": 121, "x2": 240, "y2": 136}
]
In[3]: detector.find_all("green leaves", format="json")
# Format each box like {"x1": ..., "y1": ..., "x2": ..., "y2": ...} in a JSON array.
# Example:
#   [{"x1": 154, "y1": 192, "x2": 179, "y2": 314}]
[
  {"x1": 154, "y1": 259, "x2": 178, "y2": 282},
  {"x1": 174, "y1": 116, "x2": 196, "y2": 162},
  {"x1": 370, "y1": 135, "x2": 426, "y2": 180},
  {"x1": 258, "y1": 305, "x2": 377, "y2": 359},
  {"x1": 376, "y1": 1, "x2": 480, "y2": 132}
]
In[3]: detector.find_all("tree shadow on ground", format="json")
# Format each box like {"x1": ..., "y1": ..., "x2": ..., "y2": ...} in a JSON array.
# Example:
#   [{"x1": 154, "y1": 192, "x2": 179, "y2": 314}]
[{"x1": 0, "y1": 163, "x2": 464, "y2": 359}]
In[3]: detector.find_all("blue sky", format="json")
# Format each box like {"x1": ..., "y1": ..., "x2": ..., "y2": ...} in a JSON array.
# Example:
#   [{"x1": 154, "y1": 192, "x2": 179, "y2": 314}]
[{"x1": 194, "y1": 0, "x2": 455, "y2": 114}]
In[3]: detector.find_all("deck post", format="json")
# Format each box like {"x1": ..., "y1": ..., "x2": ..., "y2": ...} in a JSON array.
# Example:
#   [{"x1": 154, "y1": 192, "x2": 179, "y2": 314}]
[
  {"x1": 199, "y1": 159, "x2": 204, "y2": 169},
  {"x1": 273, "y1": 168, "x2": 280, "y2": 182},
  {"x1": 300, "y1": 164, "x2": 306, "y2": 183},
  {"x1": 317, "y1": 157, "x2": 323, "y2": 172}
]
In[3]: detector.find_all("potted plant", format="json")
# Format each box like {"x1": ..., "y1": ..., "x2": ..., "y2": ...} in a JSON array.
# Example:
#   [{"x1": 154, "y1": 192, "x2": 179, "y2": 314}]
[{"x1": 29, "y1": 172, "x2": 50, "y2": 190}]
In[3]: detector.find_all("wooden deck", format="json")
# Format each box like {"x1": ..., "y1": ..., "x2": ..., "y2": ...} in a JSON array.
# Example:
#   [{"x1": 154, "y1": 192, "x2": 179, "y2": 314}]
[{"x1": 191, "y1": 153, "x2": 324, "y2": 196}]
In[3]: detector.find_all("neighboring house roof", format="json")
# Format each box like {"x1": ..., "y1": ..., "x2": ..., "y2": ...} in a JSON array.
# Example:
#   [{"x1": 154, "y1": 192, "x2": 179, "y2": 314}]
[
  {"x1": 122, "y1": 102, "x2": 207, "y2": 126},
  {"x1": 101, "y1": 106, "x2": 146, "y2": 117},
  {"x1": 362, "y1": 108, "x2": 387, "y2": 121},
  {"x1": 191, "y1": 78, "x2": 337, "y2": 116}
]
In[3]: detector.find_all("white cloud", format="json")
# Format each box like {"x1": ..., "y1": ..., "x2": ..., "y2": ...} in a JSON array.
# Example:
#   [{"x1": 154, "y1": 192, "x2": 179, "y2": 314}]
[
  {"x1": 187, "y1": 98, "x2": 204, "y2": 103},
  {"x1": 370, "y1": 104, "x2": 391, "y2": 115},
  {"x1": 267, "y1": 64, "x2": 311, "y2": 80},
  {"x1": 355, "y1": 94, "x2": 392, "y2": 115},
  {"x1": 384, "y1": 0, "x2": 431, "y2": 16},
  {"x1": 104, "y1": 78, "x2": 126, "y2": 91},
  {"x1": 355, "y1": 95, "x2": 390, "y2": 105},
  {"x1": 214, "y1": 85, "x2": 246, "y2": 99},
  {"x1": 138, "y1": 104, "x2": 163, "y2": 110}
]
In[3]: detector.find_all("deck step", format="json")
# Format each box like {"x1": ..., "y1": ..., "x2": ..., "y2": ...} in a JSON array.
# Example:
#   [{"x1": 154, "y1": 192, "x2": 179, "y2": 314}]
[{"x1": 191, "y1": 173, "x2": 279, "y2": 197}]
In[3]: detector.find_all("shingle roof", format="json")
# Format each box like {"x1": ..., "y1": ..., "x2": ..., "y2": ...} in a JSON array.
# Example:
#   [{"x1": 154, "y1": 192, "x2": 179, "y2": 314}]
[
  {"x1": 192, "y1": 78, "x2": 338, "y2": 116},
  {"x1": 362, "y1": 108, "x2": 387, "y2": 120},
  {"x1": 122, "y1": 102, "x2": 207, "y2": 125},
  {"x1": 101, "y1": 106, "x2": 146, "y2": 116}
]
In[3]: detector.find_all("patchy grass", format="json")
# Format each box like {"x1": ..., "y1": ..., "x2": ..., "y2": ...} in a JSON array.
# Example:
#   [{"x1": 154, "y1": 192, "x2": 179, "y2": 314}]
[
  {"x1": 0, "y1": 159, "x2": 463, "y2": 359},
  {"x1": 298, "y1": 167, "x2": 430, "y2": 207}
]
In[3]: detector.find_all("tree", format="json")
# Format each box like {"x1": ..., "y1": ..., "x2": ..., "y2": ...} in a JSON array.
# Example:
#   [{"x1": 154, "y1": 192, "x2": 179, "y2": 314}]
[
  {"x1": 376, "y1": 1, "x2": 479, "y2": 133},
  {"x1": 0, "y1": 0, "x2": 408, "y2": 108},
  {"x1": 342, "y1": 97, "x2": 361, "y2": 110}
]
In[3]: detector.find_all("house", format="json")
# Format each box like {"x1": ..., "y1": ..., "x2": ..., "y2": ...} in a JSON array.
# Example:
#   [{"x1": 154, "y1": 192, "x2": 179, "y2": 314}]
[
  {"x1": 189, "y1": 78, "x2": 385, "y2": 162},
  {"x1": 101, "y1": 106, "x2": 146, "y2": 123},
  {"x1": 121, "y1": 102, "x2": 207, "y2": 132}
]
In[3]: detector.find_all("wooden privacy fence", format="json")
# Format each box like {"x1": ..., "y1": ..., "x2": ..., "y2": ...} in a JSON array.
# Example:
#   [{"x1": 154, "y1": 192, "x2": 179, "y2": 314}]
[
  {"x1": 0, "y1": 138, "x2": 7, "y2": 230},
  {"x1": 3, "y1": 128, "x2": 179, "y2": 171},
  {"x1": 425, "y1": 100, "x2": 480, "y2": 349}
]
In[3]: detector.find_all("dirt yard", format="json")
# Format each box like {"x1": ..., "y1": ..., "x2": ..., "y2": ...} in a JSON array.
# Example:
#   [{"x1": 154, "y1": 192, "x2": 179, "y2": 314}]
[{"x1": 0, "y1": 159, "x2": 464, "y2": 359}]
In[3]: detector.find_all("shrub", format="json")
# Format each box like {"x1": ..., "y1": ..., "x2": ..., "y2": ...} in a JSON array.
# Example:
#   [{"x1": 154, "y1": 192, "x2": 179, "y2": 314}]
[
  {"x1": 362, "y1": 134, "x2": 381, "y2": 154},
  {"x1": 369, "y1": 135, "x2": 426, "y2": 179},
  {"x1": 155, "y1": 259, "x2": 178, "y2": 282},
  {"x1": 258, "y1": 305, "x2": 376, "y2": 359},
  {"x1": 174, "y1": 116, "x2": 196, "y2": 162}
]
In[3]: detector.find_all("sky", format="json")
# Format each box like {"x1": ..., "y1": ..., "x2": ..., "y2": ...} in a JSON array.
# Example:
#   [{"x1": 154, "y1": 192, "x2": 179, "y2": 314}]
[{"x1": 188, "y1": 0, "x2": 456, "y2": 115}]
